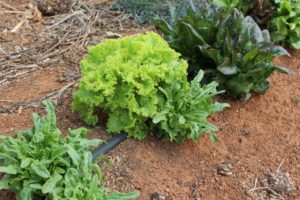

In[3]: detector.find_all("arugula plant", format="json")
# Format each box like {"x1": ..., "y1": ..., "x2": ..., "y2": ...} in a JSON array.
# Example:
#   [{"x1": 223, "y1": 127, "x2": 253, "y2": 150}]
[
  {"x1": 73, "y1": 32, "x2": 228, "y2": 143},
  {"x1": 154, "y1": 70, "x2": 229, "y2": 143},
  {"x1": 155, "y1": 1, "x2": 292, "y2": 100},
  {"x1": 269, "y1": 0, "x2": 300, "y2": 49},
  {"x1": 0, "y1": 100, "x2": 139, "y2": 200}
]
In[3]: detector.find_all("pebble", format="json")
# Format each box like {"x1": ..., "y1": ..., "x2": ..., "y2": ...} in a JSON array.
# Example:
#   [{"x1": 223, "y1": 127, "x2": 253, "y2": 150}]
[
  {"x1": 150, "y1": 192, "x2": 170, "y2": 200},
  {"x1": 217, "y1": 163, "x2": 233, "y2": 176}
]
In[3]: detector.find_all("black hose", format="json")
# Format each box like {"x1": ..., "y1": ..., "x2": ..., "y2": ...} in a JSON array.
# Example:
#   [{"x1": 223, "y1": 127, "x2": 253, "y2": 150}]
[{"x1": 92, "y1": 132, "x2": 127, "y2": 161}]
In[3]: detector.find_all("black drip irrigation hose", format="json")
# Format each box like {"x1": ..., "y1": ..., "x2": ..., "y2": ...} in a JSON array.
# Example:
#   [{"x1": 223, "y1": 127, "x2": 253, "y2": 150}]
[{"x1": 92, "y1": 132, "x2": 127, "y2": 161}]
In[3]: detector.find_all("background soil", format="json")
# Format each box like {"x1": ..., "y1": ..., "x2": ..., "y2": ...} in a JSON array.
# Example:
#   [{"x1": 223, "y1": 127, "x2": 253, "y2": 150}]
[{"x1": 0, "y1": 1, "x2": 300, "y2": 200}]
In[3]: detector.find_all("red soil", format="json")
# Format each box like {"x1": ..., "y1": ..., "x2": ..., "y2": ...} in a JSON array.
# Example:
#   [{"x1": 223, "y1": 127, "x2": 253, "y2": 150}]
[{"x1": 0, "y1": 1, "x2": 299, "y2": 200}]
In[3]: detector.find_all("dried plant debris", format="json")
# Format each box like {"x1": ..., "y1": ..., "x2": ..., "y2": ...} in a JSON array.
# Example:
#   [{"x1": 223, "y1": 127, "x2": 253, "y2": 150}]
[
  {"x1": 0, "y1": 0, "x2": 134, "y2": 91},
  {"x1": 37, "y1": 0, "x2": 72, "y2": 16},
  {"x1": 0, "y1": 0, "x2": 137, "y2": 113},
  {"x1": 263, "y1": 170, "x2": 295, "y2": 194},
  {"x1": 244, "y1": 169, "x2": 295, "y2": 200}
]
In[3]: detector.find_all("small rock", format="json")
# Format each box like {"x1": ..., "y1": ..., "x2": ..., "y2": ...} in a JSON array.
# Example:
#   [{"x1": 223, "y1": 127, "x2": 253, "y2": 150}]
[
  {"x1": 63, "y1": 71, "x2": 77, "y2": 80},
  {"x1": 57, "y1": 71, "x2": 78, "y2": 82},
  {"x1": 217, "y1": 163, "x2": 233, "y2": 176},
  {"x1": 150, "y1": 192, "x2": 170, "y2": 200},
  {"x1": 57, "y1": 76, "x2": 66, "y2": 83},
  {"x1": 241, "y1": 129, "x2": 251, "y2": 137},
  {"x1": 293, "y1": 148, "x2": 299, "y2": 155},
  {"x1": 0, "y1": 106, "x2": 12, "y2": 114}
]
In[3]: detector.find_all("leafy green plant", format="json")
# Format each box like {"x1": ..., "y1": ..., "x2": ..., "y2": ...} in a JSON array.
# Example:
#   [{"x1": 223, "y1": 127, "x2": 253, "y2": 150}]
[
  {"x1": 212, "y1": 0, "x2": 253, "y2": 14},
  {"x1": 72, "y1": 32, "x2": 228, "y2": 143},
  {"x1": 269, "y1": 0, "x2": 300, "y2": 49},
  {"x1": 213, "y1": 0, "x2": 274, "y2": 26},
  {"x1": 213, "y1": 0, "x2": 300, "y2": 49},
  {"x1": 72, "y1": 32, "x2": 188, "y2": 139},
  {"x1": 0, "y1": 100, "x2": 139, "y2": 200},
  {"x1": 153, "y1": 71, "x2": 229, "y2": 143},
  {"x1": 154, "y1": 1, "x2": 222, "y2": 76},
  {"x1": 155, "y1": 1, "x2": 292, "y2": 100}
]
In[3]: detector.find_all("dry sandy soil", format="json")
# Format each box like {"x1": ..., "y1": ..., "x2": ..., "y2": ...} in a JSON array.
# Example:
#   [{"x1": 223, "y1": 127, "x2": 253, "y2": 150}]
[{"x1": 0, "y1": 0, "x2": 299, "y2": 200}]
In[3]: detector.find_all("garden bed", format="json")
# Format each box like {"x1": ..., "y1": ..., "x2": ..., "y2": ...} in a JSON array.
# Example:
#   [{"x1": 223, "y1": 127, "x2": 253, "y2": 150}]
[{"x1": 0, "y1": 0, "x2": 299, "y2": 199}]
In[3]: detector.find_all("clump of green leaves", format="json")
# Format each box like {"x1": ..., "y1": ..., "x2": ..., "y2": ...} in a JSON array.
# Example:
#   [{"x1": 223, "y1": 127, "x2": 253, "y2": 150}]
[
  {"x1": 153, "y1": 71, "x2": 228, "y2": 143},
  {"x1": 269, "y1": 0, "x2": 300, "y2": 49},
  {"x1": 212, "y1": 0, "x2": 253, "y2": 14},
  {"x1": 0, "y1": 100, "x2": 139, "y2": 200},
  {"x1": 155, "y1": 1, "x2": 292, "y2": 100},
  {"x1": 72, "y1": 32, "x2": 228, "y2": 143},
  {"x1": 72, "y1": 32, "x2": 188, "y2": 139},
  {"x1": 213, "y1": 0, "x2": 274, "y2": 25},
  {"x1": 213, "y1": 0, "x2": 300, "y2": 49}
]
